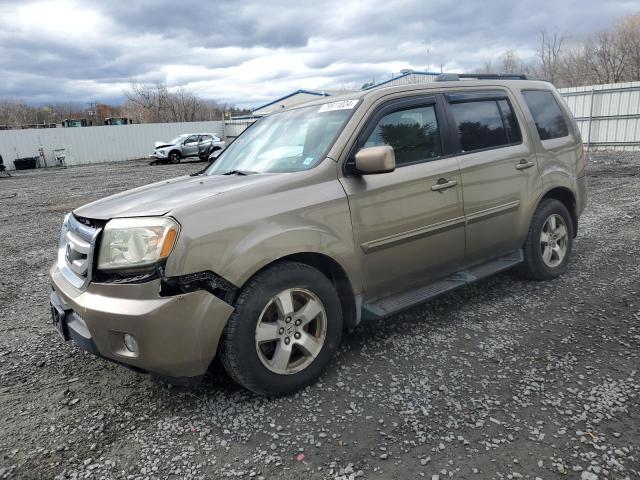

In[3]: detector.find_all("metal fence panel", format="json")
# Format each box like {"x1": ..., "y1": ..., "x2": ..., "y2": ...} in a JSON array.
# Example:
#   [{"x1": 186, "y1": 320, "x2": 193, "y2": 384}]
[
  {"x1": 0, "y1": 121, "x2": 224, "y2": 170},
  {"x1": 224, "y1": 119, "x2": 256, "y2": 140},
  {"x1": 559, "y1": 81, "x2": 640, "y2": 151}
]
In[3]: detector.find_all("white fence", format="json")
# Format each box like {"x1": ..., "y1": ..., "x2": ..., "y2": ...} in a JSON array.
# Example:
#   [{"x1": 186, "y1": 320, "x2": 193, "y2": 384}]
[
  {"x1": 559, "y1": 81, "x2": 640, "y2": 151},
  {"x1": 0, "y1": 121, "x2": 224, "y2": 170}
]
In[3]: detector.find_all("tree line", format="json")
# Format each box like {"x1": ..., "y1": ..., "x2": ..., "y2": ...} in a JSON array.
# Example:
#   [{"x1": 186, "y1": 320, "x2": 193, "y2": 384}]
[
  {"x1": 0, "y1": 82, "x2": 249, "y2": 128},
  {"x1": 483, "y1": 13, "x2": 640, "y2": 87},
  {"x1": 122, "y1": 81, "x2": 247, "y2": 124}
]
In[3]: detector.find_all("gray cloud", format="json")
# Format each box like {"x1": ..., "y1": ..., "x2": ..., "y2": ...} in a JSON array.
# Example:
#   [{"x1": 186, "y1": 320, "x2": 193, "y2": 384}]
[{"x1": 0, "y1": 0, "x2": 635, "y2": 106}]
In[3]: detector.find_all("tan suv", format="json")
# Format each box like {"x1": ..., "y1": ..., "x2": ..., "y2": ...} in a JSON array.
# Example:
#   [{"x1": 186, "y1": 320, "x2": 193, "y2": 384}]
[{"x1": 50, "y1": 75, "x2": 587, "y2": 395}]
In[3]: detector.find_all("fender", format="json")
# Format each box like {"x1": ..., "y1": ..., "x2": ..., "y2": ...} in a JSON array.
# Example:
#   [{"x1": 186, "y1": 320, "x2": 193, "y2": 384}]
[
  {"x1": 165, "y1": 165, "x2": 363, "y2": 296},
  {"x1": 222, "y1": 226, "x2": 360, "y2": 289}
]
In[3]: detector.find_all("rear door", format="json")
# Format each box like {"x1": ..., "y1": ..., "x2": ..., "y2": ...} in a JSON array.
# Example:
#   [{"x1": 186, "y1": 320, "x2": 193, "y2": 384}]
[
  {"x1": 339, "y1": 95, "x2": 466, "y2": 300},
  {"x1": 444, "y1": 89, "x2": 542, "y2": 266},
  {"x1": 198, "y1": 135, "x2": 213, "y2": 156}
]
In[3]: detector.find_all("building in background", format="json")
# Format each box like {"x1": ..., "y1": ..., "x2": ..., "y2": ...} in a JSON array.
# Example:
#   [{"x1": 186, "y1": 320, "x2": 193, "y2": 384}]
[
  {"x1": 246, "y1": 70, "x2": 440, "y2": 118},
  {"x1": 249, "y1": 88, "x2": 360, "y2": 117}
]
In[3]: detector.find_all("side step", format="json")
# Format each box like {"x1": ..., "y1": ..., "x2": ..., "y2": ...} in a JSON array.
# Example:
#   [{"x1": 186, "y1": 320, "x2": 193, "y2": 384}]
[{"x1": 361, "y1": 250, "x2": 523, "y2": 321}]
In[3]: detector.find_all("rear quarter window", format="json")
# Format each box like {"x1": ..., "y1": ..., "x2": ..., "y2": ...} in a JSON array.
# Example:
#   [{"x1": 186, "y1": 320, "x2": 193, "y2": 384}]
[{"x1": 521, "y1": 90, "x2": 569, "y2": 140}]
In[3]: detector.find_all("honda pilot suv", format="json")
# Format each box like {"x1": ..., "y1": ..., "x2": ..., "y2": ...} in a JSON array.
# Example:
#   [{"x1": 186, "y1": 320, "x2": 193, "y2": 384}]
[{"x1": 50, "y1": 75, "x2": 587, "y2": 395}]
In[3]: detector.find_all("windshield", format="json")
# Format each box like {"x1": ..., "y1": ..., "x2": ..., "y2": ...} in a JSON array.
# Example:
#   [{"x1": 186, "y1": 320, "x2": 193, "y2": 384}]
[
  {"x1": 168, "y1": 135, "x2": 187, "y2": 145},
  {"x1": 206, "y1": 101, "x2": 357, "y2": 175}
]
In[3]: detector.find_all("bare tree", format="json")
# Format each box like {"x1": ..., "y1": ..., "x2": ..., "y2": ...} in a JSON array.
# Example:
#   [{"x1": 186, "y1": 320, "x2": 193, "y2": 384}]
[
  {"x1": 123, "y1": 81, "x2": 228, "y2": 124},
  {"x1": 124, "y1": 81, "x2": 170, "y2": 123},
  {"x1": 557, "y1": 45, "x2": 595, "y2": 87},
  {"x1": 616, "y1": 13, "x2": 640, "y2": 81},
  {"x1": 536, "y1": 29, "x2": 566, "y2": 84},
  {"x1": 584, "y1": 29, "x2": 628, "y2": 84},
  {"x1": 479, "y1": 59, "x2": 494, "y2": 73},
  {"x1": 498, "y1": 49, "x2": 525, "y2": 73}
]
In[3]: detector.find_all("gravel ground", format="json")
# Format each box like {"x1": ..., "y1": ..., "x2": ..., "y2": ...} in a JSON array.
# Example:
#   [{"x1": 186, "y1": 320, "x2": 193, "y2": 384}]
[{"x1": 0, "y1": 153, "x2": 638, "y2": 480}]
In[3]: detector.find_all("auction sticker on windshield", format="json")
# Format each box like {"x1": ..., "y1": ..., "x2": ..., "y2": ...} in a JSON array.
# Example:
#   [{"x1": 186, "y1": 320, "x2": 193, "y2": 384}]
[{"x1": 319, "y1": 99, "x2": 359, "y2": 112}]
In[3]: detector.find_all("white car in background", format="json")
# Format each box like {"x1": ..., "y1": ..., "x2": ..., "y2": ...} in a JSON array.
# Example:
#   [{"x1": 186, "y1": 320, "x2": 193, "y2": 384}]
[{"x1": 150, "y1": 133, "x2": 226, "y2": 164}]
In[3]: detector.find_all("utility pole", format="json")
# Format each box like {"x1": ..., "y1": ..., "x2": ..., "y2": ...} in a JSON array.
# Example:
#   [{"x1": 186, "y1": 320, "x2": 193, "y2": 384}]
[
  {"x1": 426, "y1": 48, "x2": 430, "y2": 72},
  {"x1": 87, "y1": 101, "x2": 97, "y2": 126}
]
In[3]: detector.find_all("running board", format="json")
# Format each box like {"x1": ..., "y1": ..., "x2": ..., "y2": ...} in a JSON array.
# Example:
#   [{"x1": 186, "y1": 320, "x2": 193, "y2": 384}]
[{"x1": 361, "y1": 250, "x2": 523, "y2": 321}]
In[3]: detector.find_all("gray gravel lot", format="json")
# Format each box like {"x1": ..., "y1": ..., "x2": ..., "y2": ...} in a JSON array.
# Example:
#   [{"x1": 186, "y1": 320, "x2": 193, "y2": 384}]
[{"x1": 0, "y1": 153, "x2": 639, "y2": 480}]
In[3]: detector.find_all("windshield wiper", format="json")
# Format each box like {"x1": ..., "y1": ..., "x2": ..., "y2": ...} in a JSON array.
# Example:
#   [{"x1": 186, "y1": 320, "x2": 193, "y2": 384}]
[{"x1": 221, "y1": 170, "x2": 259, "y2": 176}]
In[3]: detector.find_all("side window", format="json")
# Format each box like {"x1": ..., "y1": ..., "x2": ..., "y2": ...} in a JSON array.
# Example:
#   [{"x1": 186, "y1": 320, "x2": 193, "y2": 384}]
[
  {"x1": 521, "y1": 90, "x2": 569, "y2": 140},
  {"x1": 497, "y1": 99, "x2": 522, "y2": 144},
  {"x1": 184, "y1": 135, "x2": 198, "y2": 144},
  {"x1": 363, "y1": 105, "x2": 442, "y2": 166},
  {"x1": 450, "y1": 99, "x2": 521, "y2": 152}
]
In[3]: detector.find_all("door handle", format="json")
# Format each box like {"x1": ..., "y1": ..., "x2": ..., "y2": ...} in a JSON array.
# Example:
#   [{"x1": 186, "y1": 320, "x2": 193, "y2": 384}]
[
  {"x1": 431, "y1": 178, "x2": 458, "y2": 192},
  {"x1": 515, "y1": 160, "x2": 535, "y2": 170}
]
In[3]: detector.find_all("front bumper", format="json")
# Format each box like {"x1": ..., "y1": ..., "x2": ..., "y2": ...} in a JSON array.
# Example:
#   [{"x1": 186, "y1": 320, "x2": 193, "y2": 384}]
[
  {"x1": 149, "y1": 151, "x2": 169, "y2": 159},
  {"x1": 49, "y1": 264, "x2": 234, "y2": 380}
]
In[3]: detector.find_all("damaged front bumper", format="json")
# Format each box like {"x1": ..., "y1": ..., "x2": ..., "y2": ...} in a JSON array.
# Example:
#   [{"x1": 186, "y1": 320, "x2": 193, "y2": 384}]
[{"x1": 49, "y1": 264, "x2": 234, "y2": 382}]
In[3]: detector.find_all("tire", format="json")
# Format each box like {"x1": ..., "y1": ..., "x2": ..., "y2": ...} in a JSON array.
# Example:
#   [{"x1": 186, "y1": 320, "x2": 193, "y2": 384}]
[
  {"x1": 168, "y1": 151, "x2": 181, "y2": 164},
  {"x1": 520, "y1": 199, "x2": 574, "y2": 280},
  {"x1": 219, "y1": 261, "x2": 343, "y2": 396}
]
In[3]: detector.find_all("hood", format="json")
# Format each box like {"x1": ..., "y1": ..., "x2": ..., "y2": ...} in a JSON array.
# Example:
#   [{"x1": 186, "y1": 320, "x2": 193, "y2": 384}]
[
  {"x1": 154, "y1": 141, "x2": 175, "y2": 149},
  {"x1": 73, "y1": 173, "x2": 276, "y2": 220}
]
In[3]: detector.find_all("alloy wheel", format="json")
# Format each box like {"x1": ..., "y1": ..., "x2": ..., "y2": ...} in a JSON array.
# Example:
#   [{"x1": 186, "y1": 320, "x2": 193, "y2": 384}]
[
  {"x1": 540, "y1": 213, "x2": 569, "y2": 268},
  {"x1": 254, "y1": 288, "x2": 327, "y2": 375}
]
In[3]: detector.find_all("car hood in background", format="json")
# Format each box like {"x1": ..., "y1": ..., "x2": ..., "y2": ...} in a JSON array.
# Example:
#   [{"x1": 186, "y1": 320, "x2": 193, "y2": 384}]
[
  {"x1": 73, "y1": 174, "x2": 276, "y2": 220},
  {"x1": 154, "y1": 141, "x2": 176, "y2": 149}
]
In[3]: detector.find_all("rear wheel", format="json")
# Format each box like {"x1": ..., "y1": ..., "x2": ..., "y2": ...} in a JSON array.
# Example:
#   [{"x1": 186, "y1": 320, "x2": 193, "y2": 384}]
[
  {"x1": 219, "y1": 261, "x2": 342, "y2": 396},
  {"x1": 520, "y1": 199, "x2": 574, "y2": 280},
  {"x1": 168, "y1": 151, "x2": 181, "y2": 164}
]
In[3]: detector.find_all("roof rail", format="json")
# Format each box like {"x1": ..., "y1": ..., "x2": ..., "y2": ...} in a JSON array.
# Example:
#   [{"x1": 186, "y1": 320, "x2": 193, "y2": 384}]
[{"x1": 434, "y1": 73, "x2": 539, "y2": 81}]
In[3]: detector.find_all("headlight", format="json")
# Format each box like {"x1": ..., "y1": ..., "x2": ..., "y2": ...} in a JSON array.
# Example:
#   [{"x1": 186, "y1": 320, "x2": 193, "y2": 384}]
[{"x1": 97, "y1": 217, "x2": 179, "y2": 271}]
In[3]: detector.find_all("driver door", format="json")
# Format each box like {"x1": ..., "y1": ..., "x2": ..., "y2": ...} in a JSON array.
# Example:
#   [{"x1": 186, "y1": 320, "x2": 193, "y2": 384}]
[
  {"x1": 339, "y1": 96, "x2": 465, "y2": 300},
  {"x1": 182, "y1": 135, "x2": 199, "y2": 157}
]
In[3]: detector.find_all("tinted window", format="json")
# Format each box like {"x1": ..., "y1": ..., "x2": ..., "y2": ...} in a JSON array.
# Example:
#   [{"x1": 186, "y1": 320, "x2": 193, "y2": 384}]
[
  {"x1": 497, "y1": 99, "x2": 522, "y2": 144},
  {"x1": 184, "y1": 135, "x2": 199, "y2": 144},
  {"x1": 364, "y1": 105, "x2": 441, "y2": 165},
  {"x1": 522, "y1": 90, "x2": 569, "y2": 140},
  {"x1": 450, "y1": 100, "x2": 510, "y2": 152}
]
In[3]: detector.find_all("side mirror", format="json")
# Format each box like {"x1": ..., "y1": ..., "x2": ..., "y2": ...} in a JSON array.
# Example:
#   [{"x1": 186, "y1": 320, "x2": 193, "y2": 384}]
[{"x1": 354, "y1": 145, "x2": 395, "y2": 174}]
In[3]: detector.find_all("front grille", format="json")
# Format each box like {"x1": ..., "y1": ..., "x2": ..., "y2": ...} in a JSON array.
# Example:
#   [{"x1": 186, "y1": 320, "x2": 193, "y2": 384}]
[{"x1": 58, "y1": 214, "x2": 101, "y2": 290}]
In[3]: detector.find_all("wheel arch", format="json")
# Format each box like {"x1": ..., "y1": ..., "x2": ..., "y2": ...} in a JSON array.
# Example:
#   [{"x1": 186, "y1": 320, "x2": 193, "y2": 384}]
[
  {"x1": 238, "y1": 252, "x2": 359, "y2": 331},
  {"x1": 538, "y1": 186, "x2": 578, "y2": 237}
]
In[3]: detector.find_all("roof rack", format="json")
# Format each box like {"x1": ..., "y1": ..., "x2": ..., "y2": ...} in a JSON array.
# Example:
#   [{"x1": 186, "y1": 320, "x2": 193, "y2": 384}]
[{"x1": 434, "y1": 73, "x2": 538, "y2": 82}]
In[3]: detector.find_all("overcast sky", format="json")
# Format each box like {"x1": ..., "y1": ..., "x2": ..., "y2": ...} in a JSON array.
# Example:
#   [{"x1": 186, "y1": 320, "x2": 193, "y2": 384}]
[{"x1": 0, "y1": 0, "x2": 636, "y2": 108}]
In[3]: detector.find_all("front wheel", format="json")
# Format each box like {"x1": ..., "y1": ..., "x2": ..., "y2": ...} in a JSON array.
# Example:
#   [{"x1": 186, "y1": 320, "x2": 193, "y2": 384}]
[
  {"x1": 520, "y1": 199, "x2": 574, "y2": 280},
  {"x1": 168, "y1": 151, "x2": 181, "y2": 164},
  {"x1": 219, "y1": 261, "x2": 342, "y2": 396}
]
